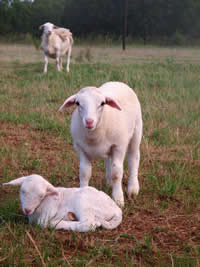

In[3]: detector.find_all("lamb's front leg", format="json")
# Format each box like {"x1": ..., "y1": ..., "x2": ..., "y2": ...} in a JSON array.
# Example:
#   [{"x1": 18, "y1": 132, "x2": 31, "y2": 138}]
[
  {"x1": 79, "y1": 151, "x2": 92, "y2": 187},
  {"x1": 43, "y1": 53, "x2": 48, "y2": 73},
  {"x1": 54, "y1": 220, "x2": 97, "y2": 232},
  {"x1": 59, "y1": 57, "x2": 63, "y2": 71},
  {"x1": 56, "y1": 55, "x2": 61, "y2": 71},
  {"x1": 111, "y1": 149, "x2": 126, "y2": 207}
]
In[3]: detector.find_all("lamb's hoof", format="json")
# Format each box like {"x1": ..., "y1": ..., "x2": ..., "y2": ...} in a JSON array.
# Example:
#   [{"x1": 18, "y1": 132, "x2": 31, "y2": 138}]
[
  {"x1": 113, "y1": 197, "x2": 124, "y2": 208},
  {"x1": 106, "y1": 179, "x2": 112, "y2": 187},
  {"x1": 127, "y1": 185, "x2": 140, "y2": 198}
]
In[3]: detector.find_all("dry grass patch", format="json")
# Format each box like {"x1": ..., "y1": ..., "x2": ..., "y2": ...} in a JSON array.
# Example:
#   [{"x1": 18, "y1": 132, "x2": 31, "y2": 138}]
[{"x1": 1, "y1": 43, "x2": 200, "y2": 67}]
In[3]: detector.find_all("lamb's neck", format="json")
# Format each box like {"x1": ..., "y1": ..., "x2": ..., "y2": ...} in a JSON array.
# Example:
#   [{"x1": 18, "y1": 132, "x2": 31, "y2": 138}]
[
  {"x1": 84, "y1": 125, "x2": 105, "y2": 144},
  {"x1": 43, "y1": 33, "x2": 50, "y2": 45}
]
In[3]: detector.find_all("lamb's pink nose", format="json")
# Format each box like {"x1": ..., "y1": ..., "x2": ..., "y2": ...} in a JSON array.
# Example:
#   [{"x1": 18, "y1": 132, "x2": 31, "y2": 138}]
[
  {"x1": 85, "y1": 119, "x2": 94, "y2": 128},
  {"x1": 24, "y1": 208, "x2": 31, "y2": 215}
]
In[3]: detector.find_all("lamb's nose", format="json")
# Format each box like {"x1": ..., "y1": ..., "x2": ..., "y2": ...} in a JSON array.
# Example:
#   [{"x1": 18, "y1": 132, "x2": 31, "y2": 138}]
[
  {"x1": 24, "y1": 208, "x2": 31, "y2": 215},
  {"x1": 85, "y1": 119, "x2": 94, "y2": 128}
]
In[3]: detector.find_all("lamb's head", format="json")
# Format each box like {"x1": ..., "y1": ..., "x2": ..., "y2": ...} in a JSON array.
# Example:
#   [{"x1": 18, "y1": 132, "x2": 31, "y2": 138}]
[
  {"x1": 59, "y1": 87, "x2": 121, "y2": 131},
  {"x1": 39, "y1": 22, "x2": 58, "y2": 36},
  {"x1": 3, "y1": 175, "x2": 58, "y2": 216}
]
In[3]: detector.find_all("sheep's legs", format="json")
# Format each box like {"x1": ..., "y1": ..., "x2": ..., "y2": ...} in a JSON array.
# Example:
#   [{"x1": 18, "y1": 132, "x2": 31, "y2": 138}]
[
  {"x1": 105, "y1": 158, "x2": 112, "y2": 186},
  {"x1": 59, "y1": 58, "x2": 63, "y2": 70},
  {"x1": 110, "y1": 150, "x2": 125, "y2": 207},
  {"x1": 127, "y1": 119, "x2": 143, "y2": 197},
  {"x1": 56, "y1": 56, "x2": 61, "y2": 71},
  {"x1": 43, "y1": 54, "x2": 48, "y2": 73},
  {"x1": 79, "y1": 152, "x2": 92, "y2": 187},
  {"x1": 54, "y1": 220, "x2": 97, "y2": 232},
  {"x1": 66, "y1": 47, "x2": 71, "y2": 72}
]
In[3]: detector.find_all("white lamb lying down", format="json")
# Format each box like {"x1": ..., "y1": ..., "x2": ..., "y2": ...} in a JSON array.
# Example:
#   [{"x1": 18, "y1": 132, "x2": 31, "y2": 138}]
[{"x1": 3, "y1": 174, "x2": 122, "y2": 232}]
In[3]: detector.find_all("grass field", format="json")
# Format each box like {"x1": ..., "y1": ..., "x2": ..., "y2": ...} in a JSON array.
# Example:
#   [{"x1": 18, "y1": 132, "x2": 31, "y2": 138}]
[{"x1": 0, "y1": 43, "x2": 200, "y2": 266}]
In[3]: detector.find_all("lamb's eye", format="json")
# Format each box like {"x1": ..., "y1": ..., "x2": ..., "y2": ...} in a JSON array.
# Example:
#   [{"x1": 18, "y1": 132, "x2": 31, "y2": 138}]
[
  {"x1": 101, "y1": 102, "x2": 105, "y2": 106},
  {"x1": 76, "y1": 101, "x2": 80, "y2": 106}
]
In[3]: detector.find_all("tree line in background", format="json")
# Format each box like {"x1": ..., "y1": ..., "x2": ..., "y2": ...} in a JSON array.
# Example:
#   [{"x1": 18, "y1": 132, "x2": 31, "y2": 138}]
[{"x1": 1, "y1": 0, "x2": 200, "y2": 45}]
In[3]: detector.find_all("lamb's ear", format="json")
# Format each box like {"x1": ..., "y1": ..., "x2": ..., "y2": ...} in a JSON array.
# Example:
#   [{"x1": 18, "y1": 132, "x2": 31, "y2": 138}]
[
  {"x1": 46, "y1": 183, "x2": 59, "y2": 196},
  {"x1": 58, "y1": 94, "x2": 77, "y2": 111},
  {"x1": 3, "y1": 176, "x2": 27, "y2": 187},
  {"x1": 39, "y1": 25, "x2": 44, "y2": 30},
  {"x1": 105, "y1": 97, "x2": 122, "y2": 111},
  {"x1": 53, "y1": 25, "x2": 59, "y2": 29}
]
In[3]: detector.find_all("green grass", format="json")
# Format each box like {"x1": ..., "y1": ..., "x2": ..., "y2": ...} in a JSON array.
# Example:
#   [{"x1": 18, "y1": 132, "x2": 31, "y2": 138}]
[{"x1": 0, "y1": 44, "x2": 199, "y2": 266}]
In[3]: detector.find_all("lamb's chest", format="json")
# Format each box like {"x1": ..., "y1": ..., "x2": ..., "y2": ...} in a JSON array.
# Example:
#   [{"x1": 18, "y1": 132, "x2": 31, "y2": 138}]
[{"x1": 78, "y1": 139, "x2": 114, "y2": 160}]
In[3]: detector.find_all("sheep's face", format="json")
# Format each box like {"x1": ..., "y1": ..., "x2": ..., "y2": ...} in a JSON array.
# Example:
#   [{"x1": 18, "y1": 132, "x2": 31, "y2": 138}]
[
  {"x1": 75, "y1": 88, "x2": 106, "y2": 131},
  {"x1": 20, "y1": 179, "x2": 47, "y2": 215},
  {"x1": 40, "y1": 22, "x2": 57, "y2": 36},
  {"x1": 3, "y1": 175, "x2": 58, "y2": 216},
  {"x1": 59, "y1": 87, "x2": 121, "y2": 131}
]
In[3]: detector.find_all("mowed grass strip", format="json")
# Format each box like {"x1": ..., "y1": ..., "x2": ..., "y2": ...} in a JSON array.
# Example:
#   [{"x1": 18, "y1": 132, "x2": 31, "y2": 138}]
[{"x1": 0, "y1": 44, "x2": 199, "y2": 266}]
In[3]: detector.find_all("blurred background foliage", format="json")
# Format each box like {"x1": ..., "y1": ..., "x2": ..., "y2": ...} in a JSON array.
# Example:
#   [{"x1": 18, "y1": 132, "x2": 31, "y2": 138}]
[{"x1": 0, "y1": 0, "x2": 200, "y2": 45}]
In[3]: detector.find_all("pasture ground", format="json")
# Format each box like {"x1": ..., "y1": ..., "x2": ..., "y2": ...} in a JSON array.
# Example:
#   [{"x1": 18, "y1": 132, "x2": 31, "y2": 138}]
[{"x1": 0, "y1": 43, "x2": 199, "y2": 266}]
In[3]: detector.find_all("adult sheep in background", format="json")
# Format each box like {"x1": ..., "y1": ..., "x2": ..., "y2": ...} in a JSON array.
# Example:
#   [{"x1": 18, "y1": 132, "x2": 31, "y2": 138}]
[
  {"x1": 39, "y1": 22, "x2": 73, "y2": 73},
  {"x1": 59, "y1": 81, "x2": 143, "y2": 207},
  {"x1": 3, "y1": 174, "x2": 122, "y2": 232}
]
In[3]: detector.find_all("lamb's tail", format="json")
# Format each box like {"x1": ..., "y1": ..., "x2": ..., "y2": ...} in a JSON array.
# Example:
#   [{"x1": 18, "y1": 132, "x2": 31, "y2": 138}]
[{"x1": 101, "y1": 210, "x2": 122, "y2": 230}]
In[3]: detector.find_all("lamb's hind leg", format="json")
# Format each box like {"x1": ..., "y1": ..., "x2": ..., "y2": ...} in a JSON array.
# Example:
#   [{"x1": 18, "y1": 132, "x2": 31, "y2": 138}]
[
  {"x1": 105, "y1": 157, "x2": 112, "y2": 186},
  {"x1": 54, "y1": 210, "x2": 99, "y2": 232},
  {"x1": 127, "y1": 118, "x2": 143, "y2": 197}
]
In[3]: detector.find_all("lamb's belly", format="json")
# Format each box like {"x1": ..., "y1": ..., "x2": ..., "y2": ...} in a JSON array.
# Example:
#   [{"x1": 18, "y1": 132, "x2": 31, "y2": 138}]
[
  {"x1": 47, "y1": 50, "x2": 66, "y2": 58},
  {"x1": 84, "y1": 144, "x2": 110, "y2": 160},
  {"x1": 45, "y1": 48, "x2": 57, "y2": 58}
]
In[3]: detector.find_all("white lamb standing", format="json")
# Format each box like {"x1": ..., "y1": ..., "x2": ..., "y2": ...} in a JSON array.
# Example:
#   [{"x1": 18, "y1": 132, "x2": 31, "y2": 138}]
[
  {"x1": 40, "y1": 22, "x2": 73, "y2": 73},
  {"x1": 59, "y1": 81, "x2": 143, "y2": 207},
  {"x1": 3, "y1": 174, "x2": 122, "y2": 232}
]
